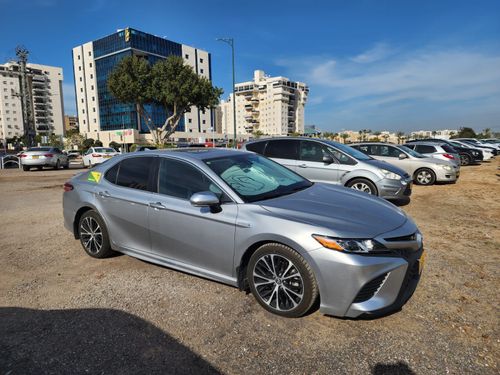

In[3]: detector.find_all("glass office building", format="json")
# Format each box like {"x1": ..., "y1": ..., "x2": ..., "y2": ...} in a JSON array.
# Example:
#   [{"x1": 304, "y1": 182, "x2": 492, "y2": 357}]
[{"x1": 73, "y1": 28, "x2": 213, "y2": 140}]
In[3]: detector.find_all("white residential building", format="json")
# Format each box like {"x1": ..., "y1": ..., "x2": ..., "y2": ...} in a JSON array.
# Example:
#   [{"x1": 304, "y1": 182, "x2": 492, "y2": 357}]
[
  {"x1": 72, "y1": 27, "x2": 215, "y2": 146},
  {"x1": 0, "y1": 62, "x2": 64, "y2": 140},
  {"x1": 221, "y1": 70, "x2": 308, "y2": 137},
  {"x1": 410, "y1": 129, "x2": 458, "y2": 140}
]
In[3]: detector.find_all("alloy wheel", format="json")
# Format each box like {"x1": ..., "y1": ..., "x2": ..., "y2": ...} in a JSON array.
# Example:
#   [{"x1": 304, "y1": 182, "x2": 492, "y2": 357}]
[
  {"x1": 252, "y1": 254, "x2": 304, "y2": 311},
  {"x1": 417, "y1": 170, "x2": 432, "y2": 185},
  {"x1": 80, "y1": 216, "x2": 103, "y2": 254},
  {"x1": 350, "y1": 182, "x2": 372, "y2": 194}
]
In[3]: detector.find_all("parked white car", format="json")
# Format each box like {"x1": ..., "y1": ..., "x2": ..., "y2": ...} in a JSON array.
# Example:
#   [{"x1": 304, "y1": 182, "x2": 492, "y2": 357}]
[{"x1": 82, "y1": 147, "x2": 119, "y2": 168}]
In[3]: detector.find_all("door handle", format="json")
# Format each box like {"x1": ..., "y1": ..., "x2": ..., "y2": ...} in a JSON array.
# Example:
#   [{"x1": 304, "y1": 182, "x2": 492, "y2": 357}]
[
  {"x1": 298, "y1": 164, "x2": 308, "y2": 168},
  {"x1": 149, "y1": 202, "x2": 167, "y2": 210},
  {"x1": 98, "y1": 191, "x2": 111, "y2": 198}
]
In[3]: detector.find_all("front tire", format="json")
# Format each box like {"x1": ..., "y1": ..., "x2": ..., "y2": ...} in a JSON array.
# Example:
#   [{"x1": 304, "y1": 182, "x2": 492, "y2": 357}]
[
  {"x1": 53, "y1": 160, "x2": 60, "y2": 170},
  {"x1": 22, "y1": 165, "x2": 30, "y2": 171},
  {"x1": 346, "y1": 178, "x2": 378, "y2": 195},
  {"x1": 414, "y1": 168, "x2": 436, "y2": 185},
  {"x1": 78, "y1": 210, "x2": 114, "y2": 258},
  {"x1": 247, "y1": 243, "x2": 319, "y2": 318}
]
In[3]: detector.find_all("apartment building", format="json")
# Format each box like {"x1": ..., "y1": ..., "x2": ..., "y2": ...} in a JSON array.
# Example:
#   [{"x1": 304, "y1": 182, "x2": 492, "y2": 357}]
[
  {"x1": 64, "y1": 115, "x2": 78, "y2": 133},
  {"x1": 0, "y1": 62, "x2": 64, "y2": 140},
  {"x1": 221, "y1": 70, "x2": 308, "y2": 137},
  {"x1": 410, "y1": 129, "x2": 458, "y2": 140},
  {"x1": 72, "y1": 27, "x2": 214, "y2": 146}
]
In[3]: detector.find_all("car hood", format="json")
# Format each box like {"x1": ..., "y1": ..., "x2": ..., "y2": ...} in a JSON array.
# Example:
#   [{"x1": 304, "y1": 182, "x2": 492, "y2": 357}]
[
  {"x1": 364, "y1": 159, "x2": 408, "y2": 177},
  {"x1": 259, "y1": 183, "x2": 409, "y2": 238}
]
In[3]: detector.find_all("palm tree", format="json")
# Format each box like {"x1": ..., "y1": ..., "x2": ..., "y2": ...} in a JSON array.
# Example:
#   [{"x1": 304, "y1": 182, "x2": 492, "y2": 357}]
[
  {"x1": 396, "y1": 131, "x2": 405, "y2": 144},
  {"x1": 382, "y1": 134, "x2": 390, "y2": 143},
  {"x1": 340, "y1": 133, "x2": 349, "y2": 144}
]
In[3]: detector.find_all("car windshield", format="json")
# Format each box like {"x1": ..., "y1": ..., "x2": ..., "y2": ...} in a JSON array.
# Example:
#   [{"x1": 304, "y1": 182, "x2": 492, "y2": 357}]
[
  {"x1": 399, "y1": 145, "x2": 426, "y2": 158},
  {"x1": 322, "y1": 140, "x2": 372, "y2": 160},
  {"x1": 28, "y1": 147, "x2": 52, "y2": 152},
  {"x1": 95, "y1": 147, "x2": 116, "y2": 153},
  {"x1": 204, "y1": 153, "x2": 313, "y2": 203}
]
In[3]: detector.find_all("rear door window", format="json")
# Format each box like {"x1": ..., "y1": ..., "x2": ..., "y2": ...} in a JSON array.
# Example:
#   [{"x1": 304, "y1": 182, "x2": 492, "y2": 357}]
[
  {"x1": 441, "y1": 145, "x2": 457, "y2": 153},
  {"x1": 415, "y1": 145, "x2": 436, "y2": 154},
  {"x1": 299, "y1": 141, "x2": 330, "y2": 162},
  {"x1": 245, "y1": 141, "x2": 267, "y2": 155},
  {"x1": 116, "y1": 157, "x2": 156, "y2": 191},
  {"x1": 265, "y1": 140, "x2": 299, "y2": 160}
]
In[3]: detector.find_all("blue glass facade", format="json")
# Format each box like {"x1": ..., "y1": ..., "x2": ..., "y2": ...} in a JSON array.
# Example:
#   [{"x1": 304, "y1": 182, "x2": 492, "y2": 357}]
[{"x1": 93, "y1": 28, "x2": 185, "y2": 133}]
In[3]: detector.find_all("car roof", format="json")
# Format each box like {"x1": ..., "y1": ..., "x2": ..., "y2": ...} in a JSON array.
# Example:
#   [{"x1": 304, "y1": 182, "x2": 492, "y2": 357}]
[
  {"x1": 350, "y1": 142, "x2": 399, "y2": 146},
  {"x1": 404, "y1": 141, "x2": 445, "y2": 146},
  {"x1": 131, "y1": 147, "x2": 250, "y2": 161}
]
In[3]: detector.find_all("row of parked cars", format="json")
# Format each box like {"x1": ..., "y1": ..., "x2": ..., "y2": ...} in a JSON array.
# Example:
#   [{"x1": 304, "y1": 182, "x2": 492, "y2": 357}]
[
  {"x1": 242, "y1": 137, "x2": 498, "y2": 201},
  {"x1": 62, "y1": 135, "x2": 496, "y2": 319}
]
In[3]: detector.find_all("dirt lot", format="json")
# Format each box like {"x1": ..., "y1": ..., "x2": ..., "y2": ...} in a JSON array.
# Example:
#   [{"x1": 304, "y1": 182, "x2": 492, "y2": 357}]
[{"x1": 1, "y1": 161, "x2": 499, "y2": 374}]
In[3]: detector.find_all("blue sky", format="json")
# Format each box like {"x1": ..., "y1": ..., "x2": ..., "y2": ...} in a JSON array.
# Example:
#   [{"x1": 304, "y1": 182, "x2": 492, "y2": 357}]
[{"x1": 1, "y1": 0, "x2": 499, "y2": 133}]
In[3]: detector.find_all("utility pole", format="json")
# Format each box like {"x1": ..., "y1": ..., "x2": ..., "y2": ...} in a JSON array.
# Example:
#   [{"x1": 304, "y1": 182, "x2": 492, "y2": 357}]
[{"x1": 16, "y1": 45, "x2": 35, "y2": 148}]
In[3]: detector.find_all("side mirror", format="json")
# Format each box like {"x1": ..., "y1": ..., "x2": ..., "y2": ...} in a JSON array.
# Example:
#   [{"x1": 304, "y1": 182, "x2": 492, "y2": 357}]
[
  {"x1": 190, "y1": 191, "x2": 221, "y2": 213},
  {"x1": 322, "y1": 155, "x2": 334, "y2": 164},
  {"x1": 398, "y1": 153, "x2": 408, "y2": 159}
]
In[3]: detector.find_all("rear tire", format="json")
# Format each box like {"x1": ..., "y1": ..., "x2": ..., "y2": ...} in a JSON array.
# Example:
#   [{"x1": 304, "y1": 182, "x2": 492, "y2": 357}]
[
  {"x1": 53, "y1": 160, "x2": 60, "y2": 170},
  {"x1": 78, "y1": 210, "x2": 114, "y2": 259},
  {"x1": 63, "y1": 162, "x2": 70, "y2": 169},
  {"x1": 460, "y1": 154, "x2": 471, "y2": 166},
  {"x1": 414, "y1": 168, "x2": 436, "y2": 185},
  {"x1": 247, "y1": 243, "x2": 319, "y2": 318},
  {"x1": 22, "y1": 165, "x2": 30, "y2": 171},
  {"x1": 346, "y1": 178, "x2": 378, "y2": 195}
]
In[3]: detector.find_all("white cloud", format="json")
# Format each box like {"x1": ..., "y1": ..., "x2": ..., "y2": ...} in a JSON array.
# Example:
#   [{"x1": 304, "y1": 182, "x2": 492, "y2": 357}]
[
  {"x1": 274, "y1": 44, "x2": 500, "y2": 130},
  {"x1": 351, "y1": 43, "x2": 392, "y2": 63}
]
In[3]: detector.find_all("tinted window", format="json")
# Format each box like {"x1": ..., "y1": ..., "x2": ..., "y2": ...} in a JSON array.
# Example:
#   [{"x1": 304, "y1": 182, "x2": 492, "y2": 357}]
[
  {"x1": 116, "y1": 157, "x2": 154, "y2": 191},
  {"x1": 374, "y1": 145, "x2": 400, "y2": 157},
  {"x1": 158, "y1": 158, "x2": 228, "y2": 201},
  {"x1": 299, "y1": 141, "x2": 330, "y2": 162},
  {"x1": 415, "y1": 145, "x2": 436, "y2": 154},
  {"x1": 404, "y1": 144, "x2": 415, "y2": 150},
  {"x1": 104, "y1": 163, "x2": 119, "y2": 184},
  {"x1": 323, "y1": 140, "x2": 372, "y2": 161},
  {"x1": 245, "y1": 141, "x2": 267, "y2": 155},
  {"x1": 353, "y1": 145, "x2": 371, "y2": 155},
  {"x1": 205, "y1": 153, "x2": 311, "y2": 203},
  {"x1": 28, "y1": 147, "x2": 51, "y2": 152},
  {"x1": 53, "y1": 148, "x2": 61, "y2": 154},
  {"x1": 441, "y1": 144, "x2": 456, "y2": 153},
  {"x1": 265, "y1": 140, "x2": 299, "y2": 160}
]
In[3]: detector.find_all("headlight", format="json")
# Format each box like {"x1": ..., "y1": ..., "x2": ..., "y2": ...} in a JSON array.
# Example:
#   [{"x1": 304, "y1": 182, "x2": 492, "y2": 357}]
[
  {"x1": 441, "y1": 165, "x2": 452, "y2": 171},
  {"x1": 312, "y1": 235, "x2": 388, "y2": 254},
  {"x1": 380, "y1": 168, "x2": 402, "y2": 180}
]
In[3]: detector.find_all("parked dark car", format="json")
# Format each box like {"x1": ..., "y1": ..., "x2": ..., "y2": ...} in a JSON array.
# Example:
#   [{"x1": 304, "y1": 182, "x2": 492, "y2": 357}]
[{"x1": 406, "y1": 139, "x2": 482, "y2": 165}]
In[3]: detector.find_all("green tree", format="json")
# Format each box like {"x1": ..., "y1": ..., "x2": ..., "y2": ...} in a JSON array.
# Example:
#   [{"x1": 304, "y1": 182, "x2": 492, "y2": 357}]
[
  {"x1": 252, "y1": 130, "x2": 264, "y2": 139},
  {"x1": 49, "y1": 134, "x2": 63, "y2": 148},
  {"x1": 340, "y1": 133, "x2": 349, "y2": 144},
  {"x1": 94, "y1": 140, "x2": 103, "y2": 147},
  {"x1": 108, "y1": 55, "x2": 223, "y2": 145},
  {"x1": 455, "y1": 127, "x2": 477, "y2": 138},
  {"x1": 82, "y1": 138, "x2": 95, "y2": 150},
  {"x1": 64, "y1": 132, "x2": 85, "y2": 150},
  {"x1": 109, "y1": 141, "x2": 121, "y2": 151}
]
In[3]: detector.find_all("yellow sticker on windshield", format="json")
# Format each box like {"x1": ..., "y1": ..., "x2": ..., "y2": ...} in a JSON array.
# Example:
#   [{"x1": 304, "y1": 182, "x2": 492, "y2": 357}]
[{"x1": 87, "y1": 171, "x2": 102, "y2": 183}]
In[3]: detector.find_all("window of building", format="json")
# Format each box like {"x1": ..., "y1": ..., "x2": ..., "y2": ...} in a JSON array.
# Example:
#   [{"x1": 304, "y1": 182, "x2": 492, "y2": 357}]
[
  {"x1": 200, "y1": 69, "x2": 204, "y2": 74},
  {"x1": 81, "y1": 99, "x2": 84, "y2": 103},
  {"x1": 93, "y1": 107, "x2": 96, "y2": 112},
  {"x1": 90, "y1": 74, "x2": 93, "y2": 79},
  {"x1": 185, "y1": 54, "x2": 189, "y2": 59},
  {"x1": 92, "y1": 96, "x2": 95, "y2": 101},
  {"x1": 80, "y1": 88, "x2": 83, "y2": 92},
  {"x1": 78, "y1": 55, "x2": 81, "y2": 60},
  {"x1": 89, "y1": 63, "x2": 93, "y2": 68},
  {"x1": 79, "y1": 66, "x2": 82, "y2": 71},
  {"x1": 79, "y1": 77, "x2": 82, "y2": 82},
  {"x1": 83, "y1": 120, "x2": 86, "y2": 124},
  {"x1": 200, "y1": 58, "x2": 203, "y2": 63},
  {"x1": 202, "y1": 120, "x2": 206, "y2": 124},
  {"x1": 188, "y1": 119, "x2": 192, "y2": 123},
  {"x1": 91, "y1": 85, "x2": 94, "y2": 90},
  {"x1": 88, "y1": 51, "x2": 92, "y2": 56}
]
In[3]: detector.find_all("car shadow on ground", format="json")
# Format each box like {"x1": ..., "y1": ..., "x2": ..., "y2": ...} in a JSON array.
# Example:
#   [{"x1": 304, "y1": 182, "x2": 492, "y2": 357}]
[
  {"x1": 372, "y1": 361, "x2": 416, "y2": 374},
  {"x1": 391, "y1": 197, "x2": 411, "y2": 207},
  {"x1": 0, "y1": 307, "x2": 221, "y2": 375}
]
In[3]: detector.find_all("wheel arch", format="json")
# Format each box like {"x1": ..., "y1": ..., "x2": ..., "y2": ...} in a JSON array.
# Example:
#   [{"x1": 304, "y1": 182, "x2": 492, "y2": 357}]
[
  {"x1": 73, "y1": 206, "x2": 94, "y2": 239},
  {"x1": 344, "y1": 176, "x2": 379, "y2": 196}
]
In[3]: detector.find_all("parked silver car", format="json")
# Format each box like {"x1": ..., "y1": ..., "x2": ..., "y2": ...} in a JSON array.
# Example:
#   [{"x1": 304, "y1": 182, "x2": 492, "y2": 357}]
[
  {"x1": 63, "y1": 149, "x2": 424, "y2": 318},
  {"x1": 20, "y1": 146, "x2": 69, "y2": 171},
  {"x1": 351, "y1": 143, "x2": 459, "y2": 185},
  {"x1": 403, "y1": 142, "x2": 461, "y2": 167},
  {"x1": 242, "y1": 138, "x2": 412, "y2": 200}
]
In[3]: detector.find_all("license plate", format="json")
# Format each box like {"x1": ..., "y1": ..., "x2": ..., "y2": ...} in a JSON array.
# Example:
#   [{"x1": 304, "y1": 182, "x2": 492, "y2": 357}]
[
  {"x1": 418, "y1": 250, "x2": 426, "y2": 274},
  {"x1": 32, "y1": 155, "x2": 39, "y2": 159},
  {"x1": 103, "y1": 155, "x2": 112, "y2": 158}
]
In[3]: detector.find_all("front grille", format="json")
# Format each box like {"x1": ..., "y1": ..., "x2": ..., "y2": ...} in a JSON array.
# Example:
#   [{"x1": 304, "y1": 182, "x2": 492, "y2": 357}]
[
  {"x1": 353, "y1": 273, "x2": 388, "y2": 303},
  {"x1": 385, "y1": 233, "x2": 416, "y2": 242}
]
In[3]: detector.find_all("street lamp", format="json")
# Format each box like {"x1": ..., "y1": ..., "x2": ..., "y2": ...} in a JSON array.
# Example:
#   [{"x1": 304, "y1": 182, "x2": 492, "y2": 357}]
[{"x1": 216, "y1": 37, "x2": 237, "y2": 148}]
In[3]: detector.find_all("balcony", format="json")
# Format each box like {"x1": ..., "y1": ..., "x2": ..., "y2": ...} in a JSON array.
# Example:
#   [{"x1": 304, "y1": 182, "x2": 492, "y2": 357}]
[{"x1": 36, "y1": 124, "x2": 50, "y2": 131}]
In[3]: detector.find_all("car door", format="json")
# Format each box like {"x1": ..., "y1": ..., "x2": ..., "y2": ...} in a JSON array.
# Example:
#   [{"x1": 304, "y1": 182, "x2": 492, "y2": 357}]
[
  {"x1": 148, "y1": 157, "x2": 238, "y2": 279},
  {"x1": 296, "y1": 140, "x2": 340, "y2": 183},
  {"x1": 96, "y1": 156, "x2": 158, "y2": 253},
  {"x1": 263, "y1": 139, "x2": 299, "y2": 172},
  {"x1": 372, "y1": 145, "x2": 409, "y2": 172}
]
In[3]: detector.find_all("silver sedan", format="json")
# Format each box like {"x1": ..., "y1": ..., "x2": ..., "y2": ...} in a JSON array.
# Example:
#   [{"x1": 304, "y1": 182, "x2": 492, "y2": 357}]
[
  {"x1": 20, "y1": 146, "x2": 69, "y2": 171},
  {"x1": 63, "y1": 149, "x2": 424, "y2": 318}
]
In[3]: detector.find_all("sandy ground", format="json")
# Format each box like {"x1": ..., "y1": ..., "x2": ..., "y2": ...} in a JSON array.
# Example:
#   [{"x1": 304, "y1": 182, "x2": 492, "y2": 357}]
[{"x1": 0, "y1": 160, "x2": 499, "y2": 374}]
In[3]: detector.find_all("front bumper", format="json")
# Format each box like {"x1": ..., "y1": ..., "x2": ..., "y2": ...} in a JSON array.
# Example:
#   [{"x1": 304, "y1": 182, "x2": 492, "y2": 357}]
[
  {"x1": 435, "y1": 168, "x2": 459, "y2": 182},
  {"x1": 305, "y1": 220, "x2": 424, "y2": 318},
  {"x1": 377, "y1": 177, "x2": 412, "y2": 199}
]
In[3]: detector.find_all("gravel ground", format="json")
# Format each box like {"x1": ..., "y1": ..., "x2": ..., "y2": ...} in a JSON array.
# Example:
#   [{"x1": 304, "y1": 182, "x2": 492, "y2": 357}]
[{"x1": 0, "y1": 161, "x2": 499, "y2": 374}]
